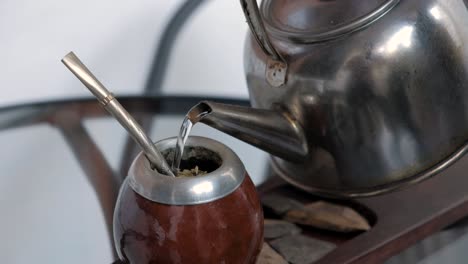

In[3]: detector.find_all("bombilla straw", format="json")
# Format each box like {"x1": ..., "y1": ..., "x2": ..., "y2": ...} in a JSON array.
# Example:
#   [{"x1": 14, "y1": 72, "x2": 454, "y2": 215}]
[{"x1": 61, "y1": 51, "x2": 175, "y2": 177}]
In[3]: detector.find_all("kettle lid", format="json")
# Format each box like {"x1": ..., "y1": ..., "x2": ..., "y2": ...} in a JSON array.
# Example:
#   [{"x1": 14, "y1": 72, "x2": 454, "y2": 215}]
[{"x1": 261, "y1": 0, "x2": 399, "y2": 43}]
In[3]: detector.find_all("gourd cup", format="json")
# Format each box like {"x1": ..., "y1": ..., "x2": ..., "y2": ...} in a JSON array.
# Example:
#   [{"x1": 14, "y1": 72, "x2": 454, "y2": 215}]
[{"x1": 113, "y1": 136, "x2": 264, "y2": 263}]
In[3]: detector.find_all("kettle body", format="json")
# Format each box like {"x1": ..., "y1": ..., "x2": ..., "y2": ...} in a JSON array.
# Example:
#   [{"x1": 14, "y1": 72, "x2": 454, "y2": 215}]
[{"x1": 242, "y1": 0, "x2": 468, "y2": 196}]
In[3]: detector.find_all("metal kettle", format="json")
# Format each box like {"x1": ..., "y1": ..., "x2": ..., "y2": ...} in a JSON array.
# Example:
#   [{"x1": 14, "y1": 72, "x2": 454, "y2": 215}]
[{"x1": 196, "y1": 0, "x2": 468, "y2": 197}]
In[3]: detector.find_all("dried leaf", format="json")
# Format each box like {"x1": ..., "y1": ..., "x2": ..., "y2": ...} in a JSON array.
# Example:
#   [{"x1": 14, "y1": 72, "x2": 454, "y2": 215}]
[
  {"x1": 270, "y1": 235, "x2": 335, "y2": 264},
  {"x1": 261, "y1": 194, "x2": 303, "y2": 215},
  {"x1": 285, "y1": 201, "x2": 371, "y2": 232},
  {"x1": 256, "y1": 242, "x2": 288, "y2": 264},
  {"x1": 264, "y1": 219, "x2": 301, "y2": 239},
  {"x1": 177, "y1": 166, "x2": 207, "y2": 177}
]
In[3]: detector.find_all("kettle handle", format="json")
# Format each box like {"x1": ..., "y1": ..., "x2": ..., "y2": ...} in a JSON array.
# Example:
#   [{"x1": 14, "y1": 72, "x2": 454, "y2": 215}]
[{"x1": 240, "y1": 0, "x2": 288, "y2": 87}]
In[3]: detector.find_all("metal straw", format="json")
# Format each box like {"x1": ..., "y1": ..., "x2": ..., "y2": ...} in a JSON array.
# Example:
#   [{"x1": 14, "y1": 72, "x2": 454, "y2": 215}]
[{"x1": 61, "y1": 51, "x2": 175, "y2": 177}]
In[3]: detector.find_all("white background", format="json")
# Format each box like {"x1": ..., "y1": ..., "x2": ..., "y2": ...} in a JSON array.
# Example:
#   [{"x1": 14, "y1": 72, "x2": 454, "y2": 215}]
[
  {"x1": 0, "y1": 0, "x2": 249, "y2": 107},
  {"x1": 0, "y1": 1, "x2": 269, "y2": 263}
]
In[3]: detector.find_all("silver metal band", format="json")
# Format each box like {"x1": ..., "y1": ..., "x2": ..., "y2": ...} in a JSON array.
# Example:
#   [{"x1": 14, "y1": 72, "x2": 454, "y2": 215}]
[
  {"x1": 127, "y1": 136, "x2": 246, "y2": 205},
  {"x1": 100, "y1": 93, "x2": 115, "y2": 106}
]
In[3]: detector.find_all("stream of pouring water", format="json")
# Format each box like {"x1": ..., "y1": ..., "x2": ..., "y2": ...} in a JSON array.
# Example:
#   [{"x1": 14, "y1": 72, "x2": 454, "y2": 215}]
[{"x1": 171, "y1": 105, "x2": 210, "y2": 174}]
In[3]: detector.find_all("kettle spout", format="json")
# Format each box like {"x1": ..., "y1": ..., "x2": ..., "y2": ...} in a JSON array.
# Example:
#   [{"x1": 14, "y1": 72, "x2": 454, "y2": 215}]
[{"x1": 193, "y1": 101, "x2": 308, "y2": 162}]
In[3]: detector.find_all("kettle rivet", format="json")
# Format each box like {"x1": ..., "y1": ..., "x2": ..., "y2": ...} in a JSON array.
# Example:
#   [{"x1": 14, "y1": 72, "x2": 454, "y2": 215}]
[{"x1": 266, "y1": 59, "x2": 287, "y2": 87}]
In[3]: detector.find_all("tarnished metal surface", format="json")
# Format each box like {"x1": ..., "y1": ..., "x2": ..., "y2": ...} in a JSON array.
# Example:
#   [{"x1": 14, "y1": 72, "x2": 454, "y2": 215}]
[
  {"x1": 223, "y1": 0, "x2": 468, "y2": 196},
  {"x1": 261, "y1": 0, "x2": 400, "y2": 43},
  {"x1": 240, "y1": 0, "x2": 287, "y2": 87},
  {"x1": 127, "y1": 136, "x2": 246, "y2": 205},
  {"x1": 197, "y1": 101, "x2": 308, "y2": 162}
]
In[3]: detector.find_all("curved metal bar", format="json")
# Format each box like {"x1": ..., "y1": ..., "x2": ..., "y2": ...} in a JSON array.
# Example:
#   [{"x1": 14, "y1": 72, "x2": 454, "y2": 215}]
[
  {"x1": 144, "y1": 0, "x2": 207, "y2": 94},
  {"x1": 62, "y1": 52, "x2": 175, "y2": 176},
  {"x1": 51, "y1": 110, "x2": 119, "y2": 259},
  {"x1": 240, "y1": 0, "x2": 287, "y2": 87},
  {"x1": 240, "y1": 0, "x2": 283, "y2": 63},
  {"x1": 0, "y1": 96, "x2": 250, "y2": 131},
  {"x1": 120, "y1": 0, "x2": 207, "y2": 177}
]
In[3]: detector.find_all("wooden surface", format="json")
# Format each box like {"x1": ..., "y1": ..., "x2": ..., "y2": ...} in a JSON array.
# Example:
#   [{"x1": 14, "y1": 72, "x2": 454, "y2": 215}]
[{"x1": 259, "y1": 151, "x2": 468, "y2": 264}]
